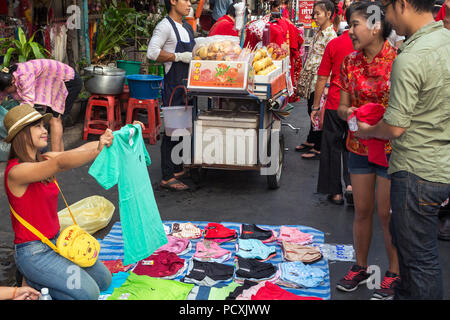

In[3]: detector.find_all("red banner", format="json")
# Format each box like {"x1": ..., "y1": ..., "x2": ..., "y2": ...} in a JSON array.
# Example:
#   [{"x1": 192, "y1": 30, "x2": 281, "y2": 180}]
[{"x1": 298, "y1": 0, "x2": 315, "y2": 27}]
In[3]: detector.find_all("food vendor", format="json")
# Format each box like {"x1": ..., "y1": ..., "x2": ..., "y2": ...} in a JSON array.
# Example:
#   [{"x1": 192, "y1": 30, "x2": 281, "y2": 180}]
[
  {"x1": 147, "y1": 0, "x2": 195, "y2": 191},
  {"x1": 208, "y1": 3, "x2": 239, "y2": 37}
]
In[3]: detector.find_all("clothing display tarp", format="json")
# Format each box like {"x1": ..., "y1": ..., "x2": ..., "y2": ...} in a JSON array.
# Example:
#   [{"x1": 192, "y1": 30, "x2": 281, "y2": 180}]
[{"x1": 98, "y1": 220, "x2": 330, "y2": 300}]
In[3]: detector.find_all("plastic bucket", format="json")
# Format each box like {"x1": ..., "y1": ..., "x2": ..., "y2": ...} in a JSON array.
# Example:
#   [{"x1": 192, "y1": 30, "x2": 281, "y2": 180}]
[
  {"x1": 161, "y1": 106, "x2": 193, "y2": 136},
  {"x1": 126, "y1": 74, "x2": 163, "y2": 99},
  {"x1": 117, "y1": 60, "x2": 142, "y2": 84}
]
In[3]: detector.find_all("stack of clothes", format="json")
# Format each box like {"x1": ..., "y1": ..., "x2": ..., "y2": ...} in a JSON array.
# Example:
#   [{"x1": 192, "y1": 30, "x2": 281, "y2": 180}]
[
  {"x1": 235, "y1": 256, "x2": 279, "y2": 283},
  {"x1": 236, "y1": 239, "x2": 276, "y2": 262},
  {"x1": 277, "y1": 261, "x2": 327, "y2": 289},
  {"x1": 132, "y1": 251, "x2": 187, "y2": 280},
  {"x1": 208, "y1": 280, "x2": 322, "y2": 300},
  {"x1": 182, "y1": 259, "x2": 235, "y2": 286},
  {"x1": 204, "y1": 222, "x2": 238, "y2": 243},
  {"x1": 193, "y1": 240, "x2": 232, "y2": 263},
  {"x1": 240, "y1": 224, "x2": 277, "y2": 243}
]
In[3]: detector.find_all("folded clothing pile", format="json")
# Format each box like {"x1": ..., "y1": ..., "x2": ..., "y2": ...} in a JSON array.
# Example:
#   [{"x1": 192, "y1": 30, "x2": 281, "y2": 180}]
[
  {"x1": 154, "y1": 235, "x2": 191, "y2": 255},
  {"x1": 107, "y1": 272, "x2": 194, "y2": 300},
  {"x1": 182, "y1": 259, "x2": 235, "y2": 286},
  {"x1": 281, "y1": 241, "x2": 322, "y2": 263},
  {"x1": 277, "y1": 226, "x2": 314, "y2": 245},
  {"x1": 132, "y1": 250, "x2": 187, "y2": 279},
  {"x1": 171, "y1": 222, "x2": 203, "y2": 239},
  {"x1": 102, "y1": 259, "x2": 134, "y2": 274},
  {"x1": 194, "y1": 240, "x2": 232, "y2": 263},
  {"x1": 236, "y1": 239, "x2": 276, "y2": 262},
  {"x1": 100, "y1": 271, "x2": 131, "y2": 297},
  {"x1": 235, "y1": 256, "x2": 279, "y2": 283},
  {"x1": 277, "y1": 261, "x2": 327, "y2": 288},
  {"x1": 240, "y1": 224, "x2": 277, "y2": 243},
  {"x1": 204, "y1": 223, "x2": 238, "y2": 243},
  {"x1": 208, "y1": 279, "x2": 322, "y2": 300},
  {"x1": 237, "y1": 281, "x2": 323, "y2": 300}
]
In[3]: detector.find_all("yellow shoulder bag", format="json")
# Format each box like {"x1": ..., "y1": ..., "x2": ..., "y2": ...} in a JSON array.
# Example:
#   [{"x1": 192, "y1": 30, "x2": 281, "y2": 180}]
[{"x1": 10, "y1": 180, "x2": 100, "y2": 268}]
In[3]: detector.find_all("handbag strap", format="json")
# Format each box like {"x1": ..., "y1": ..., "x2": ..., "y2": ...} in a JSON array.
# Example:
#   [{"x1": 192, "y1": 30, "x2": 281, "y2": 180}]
[
  {"x1": 10, "y1": 205, "x2": 59, "y2": 252},
  {"x1": 53, "y1": 179, "x2": 77, "y2": 226},
  {"x1": 9, "y1": 179, "x2": 77, "y2": 253}
]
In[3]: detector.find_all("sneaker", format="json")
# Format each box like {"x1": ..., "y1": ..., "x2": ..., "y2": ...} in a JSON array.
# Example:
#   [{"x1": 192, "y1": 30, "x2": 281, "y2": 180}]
[
  {"x1": 371, "y1": 271, "x2": 400, "y2": 300},
  {"x1": 336, "y1": 264, "x2": 371, "y2": 292}
]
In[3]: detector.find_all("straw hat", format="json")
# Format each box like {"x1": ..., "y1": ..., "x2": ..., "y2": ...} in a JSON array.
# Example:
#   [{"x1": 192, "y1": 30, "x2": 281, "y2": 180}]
[{"x1": 3, "y1": 104, "x2": 52, "y2": 143}]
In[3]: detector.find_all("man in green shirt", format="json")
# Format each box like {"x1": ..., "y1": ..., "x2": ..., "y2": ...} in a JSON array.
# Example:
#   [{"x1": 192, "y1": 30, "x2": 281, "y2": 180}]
[{"x1": 356, "y1": 0, "x2": 450, "y2": 299}]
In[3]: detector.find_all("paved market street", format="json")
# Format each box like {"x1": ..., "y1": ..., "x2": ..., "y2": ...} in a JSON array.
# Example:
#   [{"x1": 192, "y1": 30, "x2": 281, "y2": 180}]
[{"x1": 1, "y1": 99, "x2": 449, "y2": 300}]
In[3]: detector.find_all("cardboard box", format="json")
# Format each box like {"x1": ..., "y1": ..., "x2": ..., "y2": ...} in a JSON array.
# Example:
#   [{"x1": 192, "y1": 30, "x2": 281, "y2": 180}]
[
  {"x1": 273, "y1": 56, "x2": 290, "y2": 73},
  {"x1": 253, "y1": 64, "x2": 282, "y2": 84}
]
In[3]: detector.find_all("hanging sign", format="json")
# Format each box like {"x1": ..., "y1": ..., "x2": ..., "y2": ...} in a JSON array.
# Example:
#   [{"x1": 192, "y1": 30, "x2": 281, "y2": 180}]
[{"x1": 298, "y1": 0, "x2": 315, "y2": 28}]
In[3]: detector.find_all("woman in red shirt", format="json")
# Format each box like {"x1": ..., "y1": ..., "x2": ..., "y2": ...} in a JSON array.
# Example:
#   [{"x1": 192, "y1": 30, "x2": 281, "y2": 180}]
[
  {"x1": 3, "y1": 104, "x2": 139, "y2": 299},
  {"x1": 208, "y1": 3, "x2": 239, "y2": 37},
  {"x1": 435, "y1": 0, "x2": 450, "y2": 29},
  {"x1": 312, "y1": 6, "x2": 355, "y2": 206},
  {"x1": 335, "y1": 1, "x2": 400, "y2": 300}
]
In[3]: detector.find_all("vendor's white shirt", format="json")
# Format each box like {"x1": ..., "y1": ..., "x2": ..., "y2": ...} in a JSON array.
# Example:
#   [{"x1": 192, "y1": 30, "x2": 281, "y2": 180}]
[{"x1": 147, "y1": 17, "x2": 191, "y2": 74}]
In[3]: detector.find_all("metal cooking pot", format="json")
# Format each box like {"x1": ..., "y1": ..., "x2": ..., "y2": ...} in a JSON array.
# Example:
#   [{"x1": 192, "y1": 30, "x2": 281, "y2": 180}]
[{"x1": 83, "y1": 65, "x2": 125, "y2": 95}]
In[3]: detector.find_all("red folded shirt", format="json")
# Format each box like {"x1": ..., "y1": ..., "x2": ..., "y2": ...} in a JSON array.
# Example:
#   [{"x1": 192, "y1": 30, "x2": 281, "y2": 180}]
[
  {"x1": 102, "y1": 259, "x2": 133, "y2": 274},
  {"x1": 204, "y1": 223, "x2": 238, "y2": 243},
  {"x1": 132, "y1": 250, "x2": 185, "y2": 278},
  {"x1": 349, "y1": 103, "x2": 389, "y2": 167},
  {"x1": 251, "y1": 282, "x2": 323, "y2": 300}
]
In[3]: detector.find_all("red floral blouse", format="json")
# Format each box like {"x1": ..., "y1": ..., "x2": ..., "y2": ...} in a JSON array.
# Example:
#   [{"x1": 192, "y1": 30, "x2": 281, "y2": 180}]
[{"x1": 338, "y1": 41, "x2": 397, "y2": 156}]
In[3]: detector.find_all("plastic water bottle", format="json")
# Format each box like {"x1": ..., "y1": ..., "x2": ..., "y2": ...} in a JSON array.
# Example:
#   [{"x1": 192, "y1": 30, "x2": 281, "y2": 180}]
[
  {"x1": 262, "y1": 25, "x2": 271, "y2": 47},
  {"x1": 39, "y1": 288, "x2": 52, "y2": 300}
]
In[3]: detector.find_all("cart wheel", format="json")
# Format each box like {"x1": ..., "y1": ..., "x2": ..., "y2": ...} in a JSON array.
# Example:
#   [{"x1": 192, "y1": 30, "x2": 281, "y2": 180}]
[
  {"x1": 267, "y1": 133, "x2": 285, "y2": 189},
  {"x1": 190, "y1": 167, "x2": 206, "y2": 184}
]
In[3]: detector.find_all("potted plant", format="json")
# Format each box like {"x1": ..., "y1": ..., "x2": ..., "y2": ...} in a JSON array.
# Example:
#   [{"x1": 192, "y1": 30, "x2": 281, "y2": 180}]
[
  {"x1": 92, "y1": 3, "x2": 166, "y2": 66},
  {"x1": 0, "y1": 27, "x2": 50, "y2": 68}
]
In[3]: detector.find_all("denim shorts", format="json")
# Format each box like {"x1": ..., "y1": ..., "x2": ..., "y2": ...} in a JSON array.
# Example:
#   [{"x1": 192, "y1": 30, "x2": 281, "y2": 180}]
[{"x1": 348, "y1": 152, "x2": 391, "y2": 179}]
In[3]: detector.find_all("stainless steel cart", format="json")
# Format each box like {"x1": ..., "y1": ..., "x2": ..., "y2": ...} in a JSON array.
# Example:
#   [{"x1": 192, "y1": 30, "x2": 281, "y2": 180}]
[{"x1": 186, "y1": 85, "x2": 286, "y2": 189}]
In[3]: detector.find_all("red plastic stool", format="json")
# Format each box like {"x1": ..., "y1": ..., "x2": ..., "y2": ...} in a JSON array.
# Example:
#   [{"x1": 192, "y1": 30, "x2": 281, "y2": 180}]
[
  {"x1": 125, "y1": 98, "x2": 161, "y2": 144},
  {"x1": 83, "y1": 94, "x2": 122, "y2": 140}
]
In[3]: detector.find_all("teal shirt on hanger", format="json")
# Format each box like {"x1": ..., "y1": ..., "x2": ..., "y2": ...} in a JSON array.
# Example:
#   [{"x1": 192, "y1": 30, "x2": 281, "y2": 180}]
[{"x1": 89, "y1": 124, "x2": 168, "y2": 265}]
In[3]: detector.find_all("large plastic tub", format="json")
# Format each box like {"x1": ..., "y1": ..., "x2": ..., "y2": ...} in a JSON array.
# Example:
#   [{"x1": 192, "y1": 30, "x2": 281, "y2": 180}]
[
  {"x1": 126, "y1": 74, "x2": 163, "y2": 99},
  {"x1": 161, "y1": 106, "x2": 193, "y2": 136}
]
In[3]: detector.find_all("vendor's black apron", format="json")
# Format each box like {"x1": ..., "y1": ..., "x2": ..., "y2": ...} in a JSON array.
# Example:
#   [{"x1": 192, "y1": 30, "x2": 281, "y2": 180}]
[{"x1": 161, "y1": 16, "x2": 195, "y2": 181}]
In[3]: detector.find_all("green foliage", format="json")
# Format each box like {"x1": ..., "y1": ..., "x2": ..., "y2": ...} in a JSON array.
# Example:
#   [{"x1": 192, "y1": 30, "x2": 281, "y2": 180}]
[
  {"x1": 0, "y1": 27, "x2": 50, "y2": 68},
  {"x1": 93, "y1": 2, "x2": 165, "y2": 64}
]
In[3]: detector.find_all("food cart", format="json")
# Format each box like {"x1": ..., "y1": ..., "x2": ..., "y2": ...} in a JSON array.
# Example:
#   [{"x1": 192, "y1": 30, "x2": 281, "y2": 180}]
[{"x1": 184, "y1": 44, "x2": 291, "y2": 189}]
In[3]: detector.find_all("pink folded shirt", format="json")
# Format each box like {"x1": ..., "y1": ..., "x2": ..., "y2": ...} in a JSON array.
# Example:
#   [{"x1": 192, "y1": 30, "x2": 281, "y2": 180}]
[
  {"x1": 154, "y1": 235, "x2": 190, "y2": 255},
  {"x1": 277, "y1": 226, "x2": 314, "y2": 245},
  {"x1": 194, "y1": 240, "x2": 231, "y2": 262}
]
